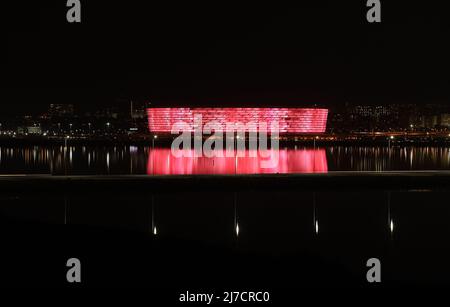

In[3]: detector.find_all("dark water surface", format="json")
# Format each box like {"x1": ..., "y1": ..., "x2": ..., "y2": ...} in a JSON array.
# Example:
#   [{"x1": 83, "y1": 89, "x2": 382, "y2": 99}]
[
  {"x1": 1, "y1": 177, "x2": 450, "y2": 287},
  {"x1": 1, "y1": 145, "x2": 450, "y2": 174},
  {"x1": 1, "y1": 145, "x2": 450, "y2": 288}
]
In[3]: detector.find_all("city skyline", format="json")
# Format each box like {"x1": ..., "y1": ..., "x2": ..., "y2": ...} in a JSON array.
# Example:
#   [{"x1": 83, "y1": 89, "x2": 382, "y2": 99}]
[{"x1": 3, "y1": 102, "x2": 450, "y2": 136}]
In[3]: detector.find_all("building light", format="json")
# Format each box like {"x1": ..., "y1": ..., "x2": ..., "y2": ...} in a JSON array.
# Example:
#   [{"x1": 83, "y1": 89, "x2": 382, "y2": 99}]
[{"x1": 147, "y1": 108, "x2": 328, "y2": 134}]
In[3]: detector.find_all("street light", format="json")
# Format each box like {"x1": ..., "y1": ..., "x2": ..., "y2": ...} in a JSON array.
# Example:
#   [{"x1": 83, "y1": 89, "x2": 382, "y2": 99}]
[
  {"x1": 152, "y1": 134, "x2": 158, "y2": 149},
  {"x1": 388, "y1": 135, "x2": 394, "y2": 149},
  {"x1": 64, "y1": 135, "x2": 70, "y2": 148},
  {"x1": 313, "y1": 192, "x2": 318, "y2": 235},
  {"x1": 151, "y1": 195, "x2": 157, "y2": 235}
]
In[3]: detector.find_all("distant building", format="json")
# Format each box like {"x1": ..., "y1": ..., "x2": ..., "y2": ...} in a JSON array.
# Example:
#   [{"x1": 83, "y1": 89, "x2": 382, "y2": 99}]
[
  {"x1": 49, "y1": 104, "x2": 74, "y2": 117},
  {"x1": 417, "y1": 114, "x2": 450, "y2": 129},
  {"x1": 17, "y1": 125, "x2": 42, "y2": 135},
  {"x1": 440, "y1": 114, "x2": 450, "y2": 128},
  {"x1": 94, "y1": 107, "x2": 119, "y2": 119},
  {"x1": 130, "y1": 101, "x2": 147, "y2": 119},
  {"x1": 346, "y1": 104, "x2": 400, "y2": 131},
  {"x1": 409, "y1": 104, "x2": 450, "y2": 129},
  {"x1": 352, "y1": 105, "x2": 396, "y2": 119},
  {"x1": 26, "y1": 126, "x2": 42, "y2": 135},
  {"x1": 353, "y1": 105, "x2": 373, "y2": 117}
]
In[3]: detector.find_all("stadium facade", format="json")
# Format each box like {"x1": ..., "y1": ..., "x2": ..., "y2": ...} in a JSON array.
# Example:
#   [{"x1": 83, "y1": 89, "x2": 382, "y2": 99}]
[{"x1": 147, "y1": 107, "x2": 328, "y2": 134}]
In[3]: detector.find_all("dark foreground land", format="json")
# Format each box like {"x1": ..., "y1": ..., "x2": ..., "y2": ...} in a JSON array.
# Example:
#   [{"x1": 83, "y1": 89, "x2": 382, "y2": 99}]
[
  {"x1": 1, "y1": 172, "x2": 450, "y2": 294},
  {"x1": 2, "y1": 171, "x2": 450, "y2": 193}
]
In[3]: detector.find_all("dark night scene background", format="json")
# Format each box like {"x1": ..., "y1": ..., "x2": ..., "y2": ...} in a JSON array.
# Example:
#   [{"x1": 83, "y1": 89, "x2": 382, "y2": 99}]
[{"x1": 1, "y1": 0, "x2": 450, "y2": 295}]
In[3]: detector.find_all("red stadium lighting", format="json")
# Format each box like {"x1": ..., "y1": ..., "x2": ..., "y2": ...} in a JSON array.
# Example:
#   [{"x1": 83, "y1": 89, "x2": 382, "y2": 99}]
[{"x1": 147, "y1": 107, "x2": 328, "y2": 134}]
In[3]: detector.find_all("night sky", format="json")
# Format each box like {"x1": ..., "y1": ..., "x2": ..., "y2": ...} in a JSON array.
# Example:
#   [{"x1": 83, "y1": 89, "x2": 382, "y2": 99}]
[{"x1": 2, "y1": 1, "x2": 450, "y2": 115}]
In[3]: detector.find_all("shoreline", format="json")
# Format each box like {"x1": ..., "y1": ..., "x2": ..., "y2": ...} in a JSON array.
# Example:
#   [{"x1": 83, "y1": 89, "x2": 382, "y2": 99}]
[{"x1": 1, "y1": 135, "x2": 450, "y2": 147}]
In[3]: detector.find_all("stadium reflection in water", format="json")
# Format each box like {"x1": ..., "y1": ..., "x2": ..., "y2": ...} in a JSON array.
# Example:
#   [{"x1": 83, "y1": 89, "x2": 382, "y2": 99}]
[
  {"x1": 5, "y1": 145, "x2": 450, "y2": 174},
  {"x1": 147, "y1": 148, "x2": 328, "y2": 175}
]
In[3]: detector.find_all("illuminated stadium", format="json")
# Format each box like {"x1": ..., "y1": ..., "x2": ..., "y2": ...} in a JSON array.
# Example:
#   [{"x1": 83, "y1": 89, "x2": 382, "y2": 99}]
[{"x1": 147, "y1": 107, "x2": 328, "y2": 134}]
